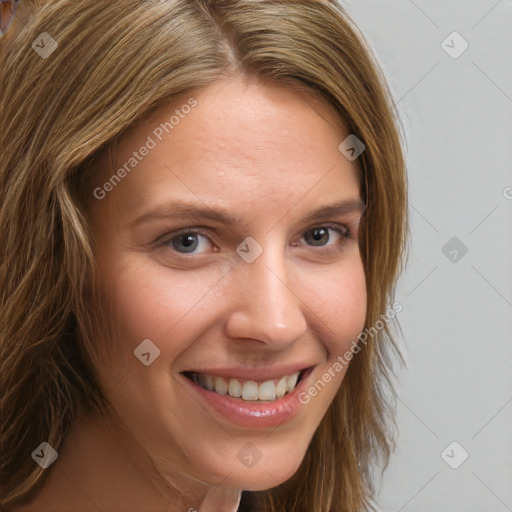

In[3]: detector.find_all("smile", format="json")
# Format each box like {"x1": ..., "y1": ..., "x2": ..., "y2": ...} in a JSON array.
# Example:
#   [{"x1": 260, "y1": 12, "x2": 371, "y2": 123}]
[{"x1": 183, "y1": 370, "x2": 305, "y2": 402}]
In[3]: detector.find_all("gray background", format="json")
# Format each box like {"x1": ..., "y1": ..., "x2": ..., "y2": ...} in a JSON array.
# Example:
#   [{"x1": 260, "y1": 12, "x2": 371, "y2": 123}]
[{"x1": 341, "y1": 1, "x2": 512, "y2": 511}]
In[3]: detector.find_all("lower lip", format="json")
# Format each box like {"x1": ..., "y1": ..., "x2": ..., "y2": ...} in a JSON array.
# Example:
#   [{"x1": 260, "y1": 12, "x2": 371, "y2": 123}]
[{"x1": 181, "y1": 368, "x2": 314, "y2": 428}]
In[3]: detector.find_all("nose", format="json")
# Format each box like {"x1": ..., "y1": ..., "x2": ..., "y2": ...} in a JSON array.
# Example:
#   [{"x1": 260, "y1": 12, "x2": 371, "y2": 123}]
[{"x1": 224, "y1": 244, "x2": 308, "y2": 346}]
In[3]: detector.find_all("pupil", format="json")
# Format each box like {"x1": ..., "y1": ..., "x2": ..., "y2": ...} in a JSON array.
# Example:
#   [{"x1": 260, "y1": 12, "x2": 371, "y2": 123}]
[
  {"x1": 173, "y1": 234, "x2": 198, "y2": 252},
  {"x1": 307, "y1": 227, "x2": 328, "y2": 246}
]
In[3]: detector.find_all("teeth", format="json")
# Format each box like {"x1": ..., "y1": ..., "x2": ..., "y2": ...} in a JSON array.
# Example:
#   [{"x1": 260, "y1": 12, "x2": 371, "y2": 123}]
[
  {"x1": 258, "y1": 380, "x2": 276, "y2": 401},
  {"x1": 286, "y1": 372, "x2": 299, "y2": 393},
  {"x1": 191, "y1": 371, "x2": 302, "y2": 402},
  {"x1": 241, "y1": 380, "x2": 259, "y2": 400},
  {"x1": 214, "y1": 377, "x2": 228, "y2": 395},
  {"x1": 198, "y1": 374, "x2": 215, "y2": 391},
  {"x1": 276, "y1": 376, "x2": 287, "y2": 398},
  {"x1": 228, "y1": 378, "x2": 242, "y2": 398}
]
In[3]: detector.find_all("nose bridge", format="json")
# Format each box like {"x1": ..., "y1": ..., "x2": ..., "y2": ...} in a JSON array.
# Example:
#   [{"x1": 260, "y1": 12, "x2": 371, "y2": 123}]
[{"x1": 225, "y1": 239, "x2": 308, "y2": 345}]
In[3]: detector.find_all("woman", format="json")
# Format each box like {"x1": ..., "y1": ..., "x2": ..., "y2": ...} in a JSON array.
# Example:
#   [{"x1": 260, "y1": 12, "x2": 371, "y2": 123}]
[{"x1": 0, "y1": 1, "x2": 408, "y2": 510}]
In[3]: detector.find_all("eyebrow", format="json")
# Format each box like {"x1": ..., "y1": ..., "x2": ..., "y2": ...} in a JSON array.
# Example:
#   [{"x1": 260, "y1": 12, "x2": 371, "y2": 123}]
[{"x1": 129, "y1": 198, "x2": 366, "y2": 229}]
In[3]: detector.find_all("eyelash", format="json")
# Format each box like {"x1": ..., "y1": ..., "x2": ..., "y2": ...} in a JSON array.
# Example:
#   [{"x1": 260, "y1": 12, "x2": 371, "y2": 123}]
[{"x1": 157, "y1": 224, "x2": 352, "y2": 256}]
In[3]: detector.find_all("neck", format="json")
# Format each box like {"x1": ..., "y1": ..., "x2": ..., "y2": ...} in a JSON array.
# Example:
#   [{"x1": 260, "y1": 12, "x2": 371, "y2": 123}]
[{"x1": 21, "y1": 408, "x2": 241, "y2": 512}]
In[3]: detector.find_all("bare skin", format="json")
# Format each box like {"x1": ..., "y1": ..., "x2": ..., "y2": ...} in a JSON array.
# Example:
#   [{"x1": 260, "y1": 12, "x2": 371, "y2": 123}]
[{"x1": 16, "y1": 74, "x2": 366, "y2": 511}]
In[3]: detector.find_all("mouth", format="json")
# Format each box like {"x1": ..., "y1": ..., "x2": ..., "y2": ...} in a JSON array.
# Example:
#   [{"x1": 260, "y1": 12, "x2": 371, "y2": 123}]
[{"x1": 181, "y1": 367, "x2": 311, "y2": 403}]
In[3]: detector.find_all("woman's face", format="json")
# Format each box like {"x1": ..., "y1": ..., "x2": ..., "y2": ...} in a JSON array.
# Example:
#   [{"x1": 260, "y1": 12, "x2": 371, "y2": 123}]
[{"x1": 88, "y1": 74, "x2": 367, "y2": 491}]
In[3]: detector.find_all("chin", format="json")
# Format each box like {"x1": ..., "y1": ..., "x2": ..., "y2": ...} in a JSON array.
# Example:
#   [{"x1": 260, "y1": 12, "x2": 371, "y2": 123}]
[
  {"x1": 201, "y1": 448, "x2": 306, "y2": 492},
  {"x1": 239, "y1": 464, "x2": 303, "y2": 492}
]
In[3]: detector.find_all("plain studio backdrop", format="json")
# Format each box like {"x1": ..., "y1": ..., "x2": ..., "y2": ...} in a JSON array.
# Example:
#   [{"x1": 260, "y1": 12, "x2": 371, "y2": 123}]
[{"x1": 342, "y1": 1, "x2": 512, "y2": 511}]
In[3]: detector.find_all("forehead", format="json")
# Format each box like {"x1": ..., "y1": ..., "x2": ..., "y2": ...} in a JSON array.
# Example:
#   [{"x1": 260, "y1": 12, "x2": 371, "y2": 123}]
[{"x1": 92, "y1": 74, "x2": 361, "y2": 222}]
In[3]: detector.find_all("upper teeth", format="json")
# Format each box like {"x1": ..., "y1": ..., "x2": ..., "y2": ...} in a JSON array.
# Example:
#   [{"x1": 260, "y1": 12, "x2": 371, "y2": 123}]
[{"x1": 191, "y1": 372, "x2": 301, "y2": 401}]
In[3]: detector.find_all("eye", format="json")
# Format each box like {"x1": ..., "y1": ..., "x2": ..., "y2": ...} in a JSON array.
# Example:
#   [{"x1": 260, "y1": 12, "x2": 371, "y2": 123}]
[
  {"x1": 162, "y1": 230, "x2": 213, "y2": 254},
  {"x1": 301, "y1": 225, "x2": 350, "y2": 248},
  {"x1": 156, "y1": 224, "x2": 352, "y2": 258}
]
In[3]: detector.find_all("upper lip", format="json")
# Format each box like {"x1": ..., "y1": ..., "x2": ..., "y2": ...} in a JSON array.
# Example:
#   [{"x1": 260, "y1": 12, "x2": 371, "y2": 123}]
[{"x1": 181, "y1": 363, "x2": 316, "y2": 381}]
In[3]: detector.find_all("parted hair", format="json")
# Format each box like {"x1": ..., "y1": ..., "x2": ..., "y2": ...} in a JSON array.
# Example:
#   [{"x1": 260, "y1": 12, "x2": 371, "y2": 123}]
[{"x1": 0, "y1": 0, "x2": 408, "y2": 510}]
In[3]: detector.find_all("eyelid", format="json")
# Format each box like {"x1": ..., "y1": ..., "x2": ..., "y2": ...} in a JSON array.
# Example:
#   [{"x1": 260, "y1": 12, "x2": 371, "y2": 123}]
[{"x1": 307, "y1": 222, "x2": 350, "y2": 234}]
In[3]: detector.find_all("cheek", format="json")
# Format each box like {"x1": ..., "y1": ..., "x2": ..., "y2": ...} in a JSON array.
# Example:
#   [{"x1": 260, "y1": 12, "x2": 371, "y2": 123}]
[
  {"x1": 294, "y1": 258, "x2": 366, "y2": 416},
  {"x1": 98, "y1": 249, "x2": 367, "y2": 364},
  {"x1": 98, "y1": 257, "x2": 226, "y2": 349},
  {"x1": 92, "y1": 256, "x2": 225, "y2": 420},
  {"x1": 309, "y1": 258, "x2": 367, "y2": 353},
  {"x1": 89, "y1": 253, "x2": 233, "y2": 407}
]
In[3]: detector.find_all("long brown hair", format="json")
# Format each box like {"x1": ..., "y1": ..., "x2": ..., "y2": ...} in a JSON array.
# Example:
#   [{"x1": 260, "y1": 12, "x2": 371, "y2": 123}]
[{"x1": 0, "y1": 1, "x2": 408, "y2": 510}]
